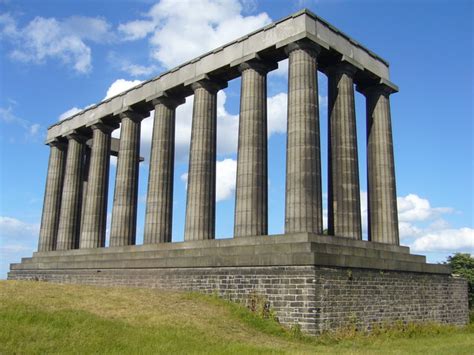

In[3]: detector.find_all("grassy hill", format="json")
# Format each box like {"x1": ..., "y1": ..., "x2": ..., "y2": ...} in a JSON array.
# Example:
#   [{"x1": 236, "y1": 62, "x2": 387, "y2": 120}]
[{"x1": 1, "y1": 280, "x2": 473, "y2": 354}]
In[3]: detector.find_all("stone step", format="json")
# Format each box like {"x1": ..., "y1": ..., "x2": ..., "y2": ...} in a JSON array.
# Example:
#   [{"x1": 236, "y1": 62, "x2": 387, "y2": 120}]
[
  {"x1": 308, "y1": 234, "x2": 410, "y2": 254},
  {"x1": 32, "y1": 233, "x2": 411, "y2": 258},
  {"x1": 11, "y1": 250, "x2": 449, "y2": 274},
  {"x1": 22, "y1": 240, "x2": 425, "y2": 265}
]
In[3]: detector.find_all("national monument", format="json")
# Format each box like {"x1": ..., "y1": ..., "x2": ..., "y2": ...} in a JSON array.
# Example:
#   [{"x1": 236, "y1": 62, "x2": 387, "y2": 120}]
[{"x1": 8, "y1": 10, "x2": 469, "y2": 334}]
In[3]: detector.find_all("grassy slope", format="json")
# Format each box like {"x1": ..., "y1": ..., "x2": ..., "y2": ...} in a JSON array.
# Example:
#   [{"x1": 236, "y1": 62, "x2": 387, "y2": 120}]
[{"x1": 1, "y1": 281, "x2": 473, "y2": 354}]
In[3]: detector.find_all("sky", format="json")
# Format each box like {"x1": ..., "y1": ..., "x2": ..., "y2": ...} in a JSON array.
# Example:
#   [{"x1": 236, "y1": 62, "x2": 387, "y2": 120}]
[{"x1": 0, "y1": 0, "x2": 473, "y2": 279}]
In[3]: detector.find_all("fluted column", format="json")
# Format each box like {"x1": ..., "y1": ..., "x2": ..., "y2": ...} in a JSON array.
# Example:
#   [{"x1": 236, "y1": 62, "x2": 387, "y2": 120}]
[
  {"x1": 184, "y1": 80, "x2": 226, "y2": 241},
  {"x1": 80, "y1": 123, "x2": 115, "y2": 248},
  {"x1": 327, "y1": 62, "x2": 362, "y2": 239},
  {"x1": 79, "y1": 147, "x2": 90, "y2": 236},
  {"x1": 37, "y1": 141, "x2": 67, "y2": 252},
  {"x1": 144, "y1": 96, "x2": 184, "y2": 244},
  {"x1": 109, "y1": 111, "x2": 144, "y2": 247},
  {"x1": 363, "y1": 84, "x2": 399, "y2": 245},
  {"x1": 56, "y1": 134, "x2": 86, "y2": 250},
  {"x1": 234, "y1": 61, "x2": 274, "y2": 237},
  {"x1": 285, "y1": 41, "x2": 323, "y2": 234}
]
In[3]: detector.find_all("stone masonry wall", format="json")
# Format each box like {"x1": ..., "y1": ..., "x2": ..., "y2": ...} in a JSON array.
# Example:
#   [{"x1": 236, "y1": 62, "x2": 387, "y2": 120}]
[{"x1": 8, "y1": 266, "x2": 468, "y2": 334}]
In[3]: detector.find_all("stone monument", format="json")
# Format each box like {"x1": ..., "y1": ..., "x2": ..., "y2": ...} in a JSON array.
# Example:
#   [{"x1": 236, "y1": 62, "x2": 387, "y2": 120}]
[{"x1": 9, "y1": 9, "x2": 468, "y2": 334}]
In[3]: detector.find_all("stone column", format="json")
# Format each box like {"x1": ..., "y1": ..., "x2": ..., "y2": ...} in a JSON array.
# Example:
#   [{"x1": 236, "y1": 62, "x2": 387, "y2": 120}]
[
  {"x1": 56, "y1": 133, "x2": 86, "y2": 250},
  {"x1": 110, "y1": 111, "x2": 144, "y2": 247},
  {"x1": 363, "y1": 84, "x2": 399, "y2": 245},
  {"x1": 285, "y1": 41, "x2": 323, "y2": 234},
  {"x1": 37, "y1": 141, "x2": 67, "y2": 252},
  {"x1": 79, "y1": 147, "x2": 90, "y2": 236},
  {"x1": 327, "y1": 62, "x2": 362, "y2": 239},
  {"x1": 184, "y1": 80, "x2": 226, "y2": 241},
  {"x1": 144, "y1": 96, "x2": 184, "y2": 244},
  {"x1": 79, "y1": 123, "x2": 115, "y2": 249},
  {"x1": 234, "y1": 61, "x2": 274, "y2": 237}
]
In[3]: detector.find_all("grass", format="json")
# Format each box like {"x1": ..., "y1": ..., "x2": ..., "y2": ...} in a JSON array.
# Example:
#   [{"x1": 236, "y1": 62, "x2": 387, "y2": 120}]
[{"x1": 1, "y1": 281, "x2": 473, "y2": 354}]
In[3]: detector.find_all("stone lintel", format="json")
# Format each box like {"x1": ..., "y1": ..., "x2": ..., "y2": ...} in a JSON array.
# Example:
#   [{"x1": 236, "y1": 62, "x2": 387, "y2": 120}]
[
  {"x1": 356, "y1": 79, "x2": 399, "y2": 96},
  {"x1": 46, "y1": 10, "x2": 395, "y2": 142}
]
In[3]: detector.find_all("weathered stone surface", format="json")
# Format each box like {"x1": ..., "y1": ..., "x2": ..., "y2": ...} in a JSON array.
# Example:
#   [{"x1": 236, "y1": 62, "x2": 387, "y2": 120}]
[
  {"x1": 184, "y1": 80, "x2": 225, "y2": 241},
  {"x1": 327, "y1": 62, "x2": 362, "y2": 239},
  {"x1": 46, "y1": 9, "x2": 395, "y2": 143},
  {"x1": 285, "y1": 42, "x2": 323, "y2": 234},
  {"x1": 234, "y1": 61, "x2": 275, "y2": 237},
  {"x1": 8, "y1": 266, "x2": 468, "y2": 335},
  {"x1": 144, "y1": 98, "x2": 183, "y2": 244},
  {"x1": 37, "y1": 142, "x2": 67, "y2": 252},
  {"x1": 80, "y1": 124, "x2": 115, "y2": 249},
  {"x1": 362, "y1": 84, "x2": 399, "y2": 244},
  {"x1": 109, "y1": 112, "x2": 144, "y2": 247},
  {"x1": 56, "y1": 134, "x2": 86, "y2": 250}
]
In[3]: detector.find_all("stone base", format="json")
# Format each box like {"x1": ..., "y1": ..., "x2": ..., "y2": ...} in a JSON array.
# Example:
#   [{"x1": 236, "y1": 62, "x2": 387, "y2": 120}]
[{"x1": 8, "y1": 233, "x2": 469, "y2": 334}]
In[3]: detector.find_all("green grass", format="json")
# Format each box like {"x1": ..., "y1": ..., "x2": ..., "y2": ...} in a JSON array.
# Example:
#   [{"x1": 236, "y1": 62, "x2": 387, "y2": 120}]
[{"x1": 1, "y1": 281, "x2": 473, "y2": 354}]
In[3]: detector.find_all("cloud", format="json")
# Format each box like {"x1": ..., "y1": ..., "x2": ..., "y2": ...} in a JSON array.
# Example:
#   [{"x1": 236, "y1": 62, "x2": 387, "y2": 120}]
[
  {"x1": 107, "y1": 52, "x2": 158, "y2": 77},
  {"x1": 0, "y1": 216, "x2": 39, "y2": 239},
  {"x1": 118, "y1": 0, "x2": 271, "y2": 69},
  {"x1": 0, "y1": 105, "x2": 42, "y2": 137},
  {"x1": 58, "y1": 107, "x2": 82, "y2": 121},
  {"x1": 267, "y1": 93, "x2": 287, "y2": 136},
  {"x1": 1, "y1": 13, "x2": 114, "y2": 73},
  {"x1": 411, "y1": 228, "x2": 474, "y2": 252},
  {"x1": 180, "y1": 158, "x2": 237, "y2": 202},
  {"x1": 104, "y1": 79, "x2": 143, "y2": 100},
  {"x1": 216, "y1": 158, "x2": 237, "y2": 202},
  {"x1": 357, "y1": 192, "x2": 473, "y2": 254},
  {"x1": 397, "y1": 194, "x2": 453, "y2": 222}
]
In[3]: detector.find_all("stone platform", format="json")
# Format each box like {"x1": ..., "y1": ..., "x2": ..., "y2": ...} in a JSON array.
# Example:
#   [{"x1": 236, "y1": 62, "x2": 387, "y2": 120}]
[{"x1": 8, "y1": 233, "x2": 469, "y2": 334}]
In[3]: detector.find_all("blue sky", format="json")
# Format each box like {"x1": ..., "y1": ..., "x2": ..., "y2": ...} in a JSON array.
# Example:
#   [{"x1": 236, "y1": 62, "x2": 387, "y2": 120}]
[{"x1": 0, "y1": 0, "x2": 472, "y2": 279}]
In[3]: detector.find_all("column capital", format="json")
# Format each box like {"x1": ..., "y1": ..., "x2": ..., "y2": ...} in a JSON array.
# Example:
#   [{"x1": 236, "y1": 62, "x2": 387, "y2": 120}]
[
  {"x1": 118, "y1": 109, "x2": 148, "y2": 123},
  {"x1": 238, "y1": 59, "x2": 278, "y2": 75},
  {"x1": 150, "y1": 95, "x2": 185, "y2": 110},
  {"x1": 47, "y1": 138, "x2": 67, "y2": 149},
  {"x1": 65, "y1": 131, "x2": 88, "y2": 143},
  {"x1": 324, "y1": 61, "x2": 358, "y2": 78},
  {"x1": 285, "y1": 40, "x2": 321, "y2": 57},
  {"x1": 191, "y1": 78, "x2": 227, "y2": 94},
  {"x1": 90, "y1": 122, "x2": 118, "y2": 134},
  {"x1": 357, "y1": 80, "x2": 399, "y2": 96}
]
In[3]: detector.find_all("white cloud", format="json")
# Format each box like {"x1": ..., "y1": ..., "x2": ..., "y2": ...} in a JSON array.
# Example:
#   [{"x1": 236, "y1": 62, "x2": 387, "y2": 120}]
[
  {"x1": 411, "y1": 228, "x2": 474, "y2": 252},
  {"x1": 0, "y1": 105, "x2": 42, "y2": 137},
  {"x1": 359, "y1": 193, "x2": 473, "y2": 254},
  {"x1": 267, "y1": 93, "x2": 287, "y2": 136},
  {"x1": 104, "y1": 78, "x2": 143, "y2": 100},
  {"x1": 0, "y1": 216, "x2": 39, "y2": 241},
  {"x1": 58, "y1": 107, "x2": 82, "y2": 121},
  {"x1": 216, "y1": 158, "x2": 237, "y2": 202},
  {"x1": 118, "y1": 0, "x2": 271, "y2": 69},
  {"x1": 180, "y1": 158, "x2": 237, "y2": 203},
  {"x1": 1, "y1": 13, "x2": 114, "y2": 73},
  {"x1": 107, "y1": 52, "x2": 158, "y2": 77},
  {"x1": 397, "y1": 194, "x2": 453, "y2": 222}
]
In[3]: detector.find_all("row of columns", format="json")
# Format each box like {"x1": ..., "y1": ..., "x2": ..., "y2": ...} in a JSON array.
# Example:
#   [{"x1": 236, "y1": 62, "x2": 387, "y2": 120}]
[{"x1": 38, "y1": 40, "x2": 399, "y2": 252}]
